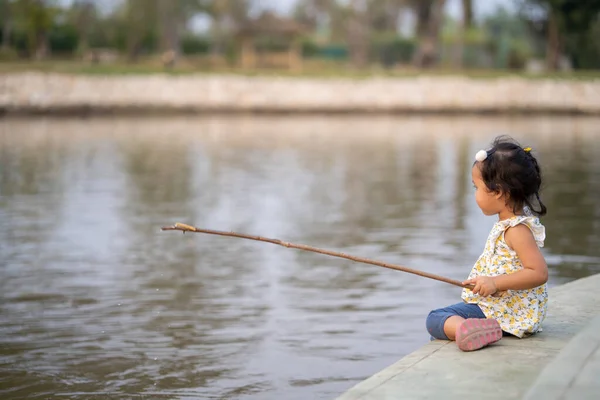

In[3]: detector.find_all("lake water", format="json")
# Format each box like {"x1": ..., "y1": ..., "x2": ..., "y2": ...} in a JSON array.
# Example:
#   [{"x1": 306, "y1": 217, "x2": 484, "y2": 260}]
[{"x1": 1, "y1": 116, "x2": 600, "y2": 400}]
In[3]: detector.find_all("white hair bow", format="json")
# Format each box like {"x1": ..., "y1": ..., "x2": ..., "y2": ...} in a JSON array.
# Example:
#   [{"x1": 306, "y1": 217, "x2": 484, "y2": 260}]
[{"x1": 475, "y1": 150, "x2": 488, "y2": 162}]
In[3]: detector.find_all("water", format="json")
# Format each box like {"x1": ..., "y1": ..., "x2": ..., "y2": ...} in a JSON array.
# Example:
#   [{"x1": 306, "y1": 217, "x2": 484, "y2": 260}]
[{"x1": 1, "y1": 115, "x2": 599, "y2": 400}]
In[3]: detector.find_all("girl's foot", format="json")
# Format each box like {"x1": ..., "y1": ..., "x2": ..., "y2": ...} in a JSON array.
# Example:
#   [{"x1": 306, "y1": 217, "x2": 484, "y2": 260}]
[{"x1": 455, "y1": 318, "x2": 502, "y2": 352}]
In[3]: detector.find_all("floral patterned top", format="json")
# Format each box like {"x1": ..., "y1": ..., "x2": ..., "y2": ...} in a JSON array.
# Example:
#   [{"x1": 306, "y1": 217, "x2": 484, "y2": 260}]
[{"x1": 461, "y1": 212, "x2": 548, "y2": 338}]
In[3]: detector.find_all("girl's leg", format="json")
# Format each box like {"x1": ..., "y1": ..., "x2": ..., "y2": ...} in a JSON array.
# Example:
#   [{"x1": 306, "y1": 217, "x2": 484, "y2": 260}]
[
  {"x1": 443, "y1": 316, "x2": 465, "y2": 340},
  {"x1": 426, "y1": 302, "x2": 486, "y2": 340}
]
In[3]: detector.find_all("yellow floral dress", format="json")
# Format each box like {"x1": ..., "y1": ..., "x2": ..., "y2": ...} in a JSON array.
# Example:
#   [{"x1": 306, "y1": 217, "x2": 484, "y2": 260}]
[{"x1": 461, "y1": 213, "x2": 548, "y2": 338}]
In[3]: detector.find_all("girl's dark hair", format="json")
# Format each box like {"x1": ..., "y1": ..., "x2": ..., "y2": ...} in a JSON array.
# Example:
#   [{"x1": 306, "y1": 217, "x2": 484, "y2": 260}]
[{"x1": 476, "y1": 135, "x2": 547, "y2": 217}]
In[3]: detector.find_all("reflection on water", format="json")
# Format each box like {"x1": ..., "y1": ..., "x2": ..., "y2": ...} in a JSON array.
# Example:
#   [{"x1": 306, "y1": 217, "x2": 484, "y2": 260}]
[{"x1": 1, "y1": 116, "x2": 599, "y2": 399}]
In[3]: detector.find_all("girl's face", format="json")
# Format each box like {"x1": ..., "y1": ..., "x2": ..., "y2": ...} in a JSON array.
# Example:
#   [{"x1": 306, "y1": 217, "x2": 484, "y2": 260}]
[{"x1": 472, "y1": 164, "x2": 506, "y2": 216}]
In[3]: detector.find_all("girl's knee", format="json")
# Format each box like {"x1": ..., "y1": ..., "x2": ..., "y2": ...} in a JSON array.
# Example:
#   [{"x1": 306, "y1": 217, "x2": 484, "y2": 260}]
[
  {"x1": 426, "y1": 308, "x2": 444, "y2": 324},
  {"x1": 425, "y1": 308, "x2": 450, "y2": 340},
  {"x1": 425, "y1": 310, "x2": 441, "y2": 336},
  {"x1": 425, "y1": 309, "x2": 437, "y2": 324}
]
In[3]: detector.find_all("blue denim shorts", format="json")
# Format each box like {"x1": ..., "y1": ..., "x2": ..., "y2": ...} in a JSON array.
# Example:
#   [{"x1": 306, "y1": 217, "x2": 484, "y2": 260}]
[{"x1": 426, "y1": 302, "x2": 486, "y2": 340}]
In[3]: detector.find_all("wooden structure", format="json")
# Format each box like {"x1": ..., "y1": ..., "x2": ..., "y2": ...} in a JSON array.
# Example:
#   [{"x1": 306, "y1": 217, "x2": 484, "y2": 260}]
[{"x1": 236, "y1": 12, "x2": 306, "y2": 71}]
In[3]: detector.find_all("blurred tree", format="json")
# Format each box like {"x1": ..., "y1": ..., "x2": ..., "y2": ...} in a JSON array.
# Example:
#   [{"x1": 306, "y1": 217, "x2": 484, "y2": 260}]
[
  {"x1": 551, "y1": 0, "x2": 600, "y2": 69},
  {"x1": 318, "y1": 0, "x2": 348, "y2": 43},
  {"x1": 292, "y1": 0, "x2": 331, "y2": 30},
  {"x1": 1, "y1": 0, "x2": 598, "y2": 71},
  {"x1": 87, "y1": 8, "x2": 122, "y2": 50},
  {"x1": 12, "y1": 0, "x2": 56, "y2": 59},
  {"x1": 157, "y1": 0, "x2": 180, "y2": 65},
  {"x1": 484, "y1": 6, "x2": 534, "y2": 69},
  {"x1": 367, "y1": 0, "x2": 405, "y2": 32},
  {"x1": 410, "y1": 0, "x2": 445, "y2": 68},
  {"x1": 521, "y1": 0, "x2": 600, "y2": 69},
  {"x1": 367, "y1": 0, "x2": 410, "y2": 68},
  {"x1": 573, "y1": 15, "x2": 600, "y2": 69},
  {"x1": 205, "y1": 0, "x2": 252, "y2": 58},
  {"x1": 68, "y1": 0, "x2": 94, "y2": 55},
  {"x1": 346, "y1": 0, "x2": 370, "y2": 68},
  {"x1": 156, "y1": 0, "x2": 209, "y2": 64},
  {"x1": 462, "y1": 0, "x2": 473, "y2": 28},
  {"x1": 1, "y1": 0, "x2": 14, "y2": 50},
  {"x1": 124, "y1": 0, "x2": 158, "y2": 61},
  {"x1": 454, "y1": 0, "x2": 473, "y2": 67}
]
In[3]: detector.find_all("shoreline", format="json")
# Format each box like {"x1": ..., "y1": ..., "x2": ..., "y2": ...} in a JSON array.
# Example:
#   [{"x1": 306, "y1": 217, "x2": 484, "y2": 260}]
[
  {"x1": 1, "y1": 105, "x2": 597, "y2": 117},
  {"x1": 2, "y1": 72, "x2": 599, "y2": 117}
]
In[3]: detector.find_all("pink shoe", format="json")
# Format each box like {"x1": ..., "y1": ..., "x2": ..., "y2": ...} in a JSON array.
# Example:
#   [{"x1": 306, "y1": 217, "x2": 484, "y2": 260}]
[{"x1": 455, "y1": 318, "x2": 502, "y2": 352}]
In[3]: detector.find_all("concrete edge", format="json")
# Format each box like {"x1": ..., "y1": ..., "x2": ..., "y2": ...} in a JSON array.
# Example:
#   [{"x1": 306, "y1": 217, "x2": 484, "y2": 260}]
[
  {"x1": 522, "y1": 314, "x2": 600, "y2": 400},
  {"x1": 334, "y1": 341, "x2": 451, "y2": 400}
]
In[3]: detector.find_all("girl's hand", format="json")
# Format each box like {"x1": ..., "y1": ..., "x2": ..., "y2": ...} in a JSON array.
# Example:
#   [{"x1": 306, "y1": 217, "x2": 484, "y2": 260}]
[{"x1": 463, "y1": 276, "x2": 498, "y2": 297}]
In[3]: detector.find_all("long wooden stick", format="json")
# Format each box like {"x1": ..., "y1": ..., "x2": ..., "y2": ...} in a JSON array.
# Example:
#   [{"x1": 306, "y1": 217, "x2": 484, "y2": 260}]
[{"x1": 161, "y1": 223, "x2": 472, "y2": 289}]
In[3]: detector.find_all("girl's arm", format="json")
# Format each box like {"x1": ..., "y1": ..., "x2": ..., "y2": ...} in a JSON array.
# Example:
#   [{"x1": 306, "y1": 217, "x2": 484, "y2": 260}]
[
  {"x1": 463, "y1": 224, "x2": 548, "y2": 296},
  {"x1": 494, "y1": 224, "x2": 548, "y2": 291}
]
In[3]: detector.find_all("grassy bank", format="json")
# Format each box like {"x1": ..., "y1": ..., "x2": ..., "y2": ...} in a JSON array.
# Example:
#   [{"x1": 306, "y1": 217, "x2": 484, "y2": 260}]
[{"x1": 1, "y1": 60, "x2": 600, "y2": 81}]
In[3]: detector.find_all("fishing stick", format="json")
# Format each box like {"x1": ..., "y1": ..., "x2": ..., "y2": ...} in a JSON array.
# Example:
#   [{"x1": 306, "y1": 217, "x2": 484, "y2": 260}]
[{"x1": 162, "y1": 223, "x2": 474, "y2": 290}]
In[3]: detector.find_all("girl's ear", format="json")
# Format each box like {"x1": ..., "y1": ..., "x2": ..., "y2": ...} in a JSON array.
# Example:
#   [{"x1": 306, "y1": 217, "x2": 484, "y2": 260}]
[{"x1": 496, "y1": 190, "x2": 507, "y2": 201}]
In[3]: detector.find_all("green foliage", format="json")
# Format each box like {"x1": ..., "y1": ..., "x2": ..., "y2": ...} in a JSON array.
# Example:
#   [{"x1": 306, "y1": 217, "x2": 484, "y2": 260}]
[
  {"x1": 557, "y1": 2, "x2": 600, "y2": 68},
  {"x1": 298, "y1": 36, "x2": 349, "y2": 60},
  {"x1": 371, "y1": 33, "x2": 416, "y2": 66},
  {"x1": 1, "y1": 0, "x2": 599, "y2": 70},
  {"x1": 483, "y1": 6, "x2": 536, "y2": 68},
  {"x1": 521, "y1": 0, "x2": 600, "y2": 68},
  {"x1": 441, "y1": 19, "x2": 488, "y2": 45},
  {"x1": 49, "y1": 22, "x2": 78, "y2": 54},
  {"x1": 484, "y1": 7, "x2": 533, "y2": 46},
  {"x1": 10, "y1": 0, "x2": 57, "y2": 55},
  {"x1": 87, "y1": 24, "x2": 115, "y2": 49},
  {"x1": 506, "y1": 39, "x2": 533, "y2": 69},
  {"x1": 0, "y1": 46, "x2": 19, "y2": 60},
  {"x1": 181, "y1": 34, "x2": 210, "y2": 54},
  {"x1": 546, "y1": 0, "x2": 600, "y2": 34},
  {"x1": 300, "y1": 37, "x2": 319, "y2": 58},
  {"x1": 253, "y1": 36, "x2": 290, "y2": 52},
  {"x1": 565, "y1": 16, "x2": 600, "y2": 69},
  {"x1": 6, "y1": 28, "x2": 29, "y2": 53},
  {"x1": 317, "y1": 44, "x2": 348, "y2": 60}
]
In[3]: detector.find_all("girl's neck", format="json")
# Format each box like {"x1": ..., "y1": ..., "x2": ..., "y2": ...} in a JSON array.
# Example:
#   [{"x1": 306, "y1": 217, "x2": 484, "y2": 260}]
[{"x1": 498, "y1": 208, "x2": 520, "y2": 221}]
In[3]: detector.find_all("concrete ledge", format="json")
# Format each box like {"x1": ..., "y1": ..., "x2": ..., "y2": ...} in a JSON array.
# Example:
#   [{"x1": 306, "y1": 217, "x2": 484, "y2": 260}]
[
  {"x1": 523, "y1": 315, "x2": 600, "y2": 400},
  {"x1": 335, "y1": 274, "x2": 600, "y2": 400}
]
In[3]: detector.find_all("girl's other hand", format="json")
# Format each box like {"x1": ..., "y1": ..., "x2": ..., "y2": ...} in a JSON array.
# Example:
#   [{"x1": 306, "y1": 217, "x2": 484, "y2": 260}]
[{"x1": 463, "y1": 276, "x2": 498, "y2": 297}]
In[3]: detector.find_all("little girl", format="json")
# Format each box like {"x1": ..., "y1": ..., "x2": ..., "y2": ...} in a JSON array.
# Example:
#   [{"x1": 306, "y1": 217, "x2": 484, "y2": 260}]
[{"x1": 426, "y1": 136, "x2": 549, "y2": 352}]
